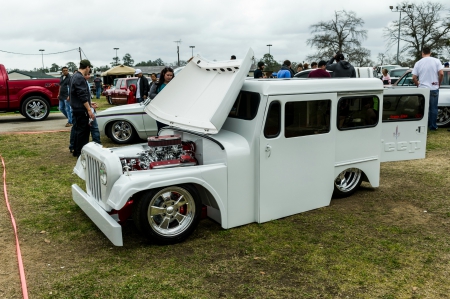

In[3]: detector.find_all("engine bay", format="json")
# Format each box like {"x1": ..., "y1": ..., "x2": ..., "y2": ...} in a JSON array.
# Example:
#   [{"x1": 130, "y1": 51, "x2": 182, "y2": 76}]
[{"x1": 120, "y1": 135, "x2": 197, "y2": 172}]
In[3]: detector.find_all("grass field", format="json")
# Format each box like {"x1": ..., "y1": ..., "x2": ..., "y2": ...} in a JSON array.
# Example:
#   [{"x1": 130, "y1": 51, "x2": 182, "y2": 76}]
[{"x1": 0, "y1": 130, "x2": 450, "y2": 298}]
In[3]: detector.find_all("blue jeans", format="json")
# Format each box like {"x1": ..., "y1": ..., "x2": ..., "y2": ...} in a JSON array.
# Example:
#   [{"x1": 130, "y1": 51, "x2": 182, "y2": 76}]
[
  {"x1": 59, "y1": 99, "x2": 72, "y2": 124},
  {"x1": 428, "y1": 89, "x2": 439, "y2": 130},
  {"x1": 96, "y1": 86, "x2": 101, "y2": 99},
  {"x1": 90, "y1": 108, "x2": 101, "y2": 144}
]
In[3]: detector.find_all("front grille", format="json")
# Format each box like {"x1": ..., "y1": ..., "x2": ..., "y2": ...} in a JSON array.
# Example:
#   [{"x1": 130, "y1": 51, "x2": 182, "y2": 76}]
[{"x1": 86, "y1": 155, "x2": 102, "y2": 201}]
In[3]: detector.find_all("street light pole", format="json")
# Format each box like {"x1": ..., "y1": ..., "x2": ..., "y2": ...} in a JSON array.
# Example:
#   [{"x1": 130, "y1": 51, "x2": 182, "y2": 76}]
[
  {"x1": 113, "y1": 48, "x2": 119, "y2": 66},
  {"x1": 39, "y1": 49, "x2": 45, "y2": 72},
  {"x1": 390, "y1": 5, "x2": 413, "y2": 65},
  {"x1": 189, "y1": 46, "x2": 195, "y2": 58},
  {"x1": 266, "y1": 44, "x2": 272, "y2": 55}
]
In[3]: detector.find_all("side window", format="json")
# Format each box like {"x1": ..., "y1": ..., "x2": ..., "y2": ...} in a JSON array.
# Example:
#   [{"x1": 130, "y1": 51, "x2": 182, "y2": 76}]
[
  {"x1": 285, "y1": 100, "x2": 331, "y2": 138},
  {"x1": 442, "y1": 71, "x2": 450, "y2": 87},
  {"x1": 127, "y1": 79, "x2": 137, "y2": 87},
  {"x1": 115, "y1": 79, "x2": 122, "y2": 88},
  {"x1": 263, "y1": 101, "x2": 281, "y2": 138},
  {"x1": 228, "y1": 91, "x2": 261, "y2": 120},
  {"x1": 397, "y1": 73, "x2": 415, "y2": 86},
  {"x1": 337, "y1": 96, "x2": 379, "y2": 130},
  {"x1": 120, "y1": 80, "x2": 126, "y2": 88},
  {"x1": 382, "y1": 95, "x2": 425, "y2": 122}
]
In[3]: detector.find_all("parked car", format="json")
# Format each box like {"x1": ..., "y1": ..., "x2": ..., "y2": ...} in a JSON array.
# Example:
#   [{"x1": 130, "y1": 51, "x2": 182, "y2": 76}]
[
  {"x1": 387, "y1": 67, "x2": 410, "y2": 85},
  {"x1": 375, "y1": 65, "x2": 401, "y2": 78},
  {"x1": 0, "y1": 64, "x2": 60, "y2": 121},
  {"x1": 393, "y1": 68, "x2": 450, "y2": 126},
  {"x1": 293, "y1": 69, "x2": 333, "y2": 78},
  {"x1": 108, "y1": 77, "x2": 138, "y2": 105},
  {"x1": 72, "y1": 49, "x2": 429, "y2": 246},
  {"x1": 96, "y1": 99, "x2": 157, "y2": 144}
]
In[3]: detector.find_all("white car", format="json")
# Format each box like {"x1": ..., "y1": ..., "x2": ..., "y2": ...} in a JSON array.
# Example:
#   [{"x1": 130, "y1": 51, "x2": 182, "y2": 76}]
[
  {"x1": 73, "y1": 49, "x2": 429, "y2": 246},
  {"x1": 96, "y1": 100, "x2": 157, "y2": 144}
]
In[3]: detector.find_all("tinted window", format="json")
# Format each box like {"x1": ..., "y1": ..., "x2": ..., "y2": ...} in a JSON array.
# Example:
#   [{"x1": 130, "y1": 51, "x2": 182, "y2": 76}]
[
  {"x1": 390, "y1": 69, "x2": 407, "y2": 77},
  {"x1": 442, "y1": 70, "x2": 450, "y2": 87},
  {"x1": 264, "y1": 101, "x2": 281, "y2": 138},
  {"x1": 382, "y1": 95, "x2": 425, "y2": 122},
  {"x1": 285, "y1": 100, "x2": 331, "y2": 138},
  {"x1": 337, "y1": 96, "x2": 379, "y2": 130},
  {"x1": 396, "y1": 73, "x2": 415, "y2": 86},
  {"x1": 228, "y1": 91, "x2": 260, "y2": 120}
]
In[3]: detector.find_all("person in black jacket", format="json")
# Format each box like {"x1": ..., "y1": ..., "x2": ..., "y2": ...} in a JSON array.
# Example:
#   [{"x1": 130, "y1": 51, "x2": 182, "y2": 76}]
[
  {"x1": 134, "y1": 69, "x2": 149, "y2": 103},
  {"x1": 70, "y1": 59, "x2": 95, "y2": 158},
  {"x1": 58, "y1": 67, "x2": 72, "y2": 127},
  {"x1": 326, "y1": 53, "x2": 356, "y2": 78}
]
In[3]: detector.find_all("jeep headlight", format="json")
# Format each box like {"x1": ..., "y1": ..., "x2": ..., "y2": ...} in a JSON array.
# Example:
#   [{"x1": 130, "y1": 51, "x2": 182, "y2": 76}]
[
  {"x1": 80, "y1": 152, "x2": 87, "y2": 169},
  {"x1": 100, "y1": 163, "x2": 107, "y2": 185}
]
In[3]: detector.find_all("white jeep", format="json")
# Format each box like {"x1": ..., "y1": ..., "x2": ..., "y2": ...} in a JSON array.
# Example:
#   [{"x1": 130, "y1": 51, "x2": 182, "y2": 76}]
[{"x1": 72, "y1": 49, "x2": 429, "y2": 246}]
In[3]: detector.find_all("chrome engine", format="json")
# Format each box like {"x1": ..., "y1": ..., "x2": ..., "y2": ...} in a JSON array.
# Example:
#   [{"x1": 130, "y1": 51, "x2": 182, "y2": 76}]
[{"x1": 120, "y1": 135, "x2": 197, "y2": 172}]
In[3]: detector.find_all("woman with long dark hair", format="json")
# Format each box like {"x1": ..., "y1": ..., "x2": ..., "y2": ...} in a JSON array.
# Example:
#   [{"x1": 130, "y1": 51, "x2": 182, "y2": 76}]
[{"x1": 149, "y1": 67, "x2": 175, "y2": 131}]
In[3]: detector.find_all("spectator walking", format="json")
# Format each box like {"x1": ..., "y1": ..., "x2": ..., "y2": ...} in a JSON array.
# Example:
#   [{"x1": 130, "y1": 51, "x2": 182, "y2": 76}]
[
  {"x1": 308, "y1": 60, "x2": 331, "y2": 78},
  {"x1": 134, "y1": 69, "x2": 149, "y2": 103},
  {"x1": 411, "y1": 46, "x2": 444, "y2": 131},
  {"x1": 277, "y1": 60, "x2": 292, "y2": 78},
  {"x1": 311, "y1": 62, "x2": 318, "y2": 69},
  {"x1": 69, "y1": 60, "x2": 95, "y2": 157},
  {"x1": 254, "y1": 62, "x2": 265, "y2": 78},
  {"x1": 381, "y1": 69, "x2": 391, "y2": 85},
  {"x1": 58, "y1": 66, "x2": 72, "y2": 127},
  {"x1": 149, "y1": 67, "x2": 175, "y2": 131},
  {"x1": 326, "y1": 53, "x2": 356, "y2": 78},
  {"x1": 93, "y1": 74, "x2": 102, "y2": 99}
]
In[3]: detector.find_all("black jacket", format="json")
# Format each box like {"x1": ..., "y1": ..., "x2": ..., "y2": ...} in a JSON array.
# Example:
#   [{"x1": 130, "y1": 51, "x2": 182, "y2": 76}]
[
  {"x1": 135, "y1": 75, "x2": 149, "y2": 98},
  {"x1": 59, "y1": 74, "x2": 71, "y2": 100},
  {"x1": 326, "y1": 58, "x2": 356, "y2": 78},
  {"x1": 69, "y1": 72, "x2": 91, "y2": 113}
]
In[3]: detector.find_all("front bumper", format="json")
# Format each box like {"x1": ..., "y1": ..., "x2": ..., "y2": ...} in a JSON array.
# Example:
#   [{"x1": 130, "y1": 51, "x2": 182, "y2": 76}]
[{"x1": 72, "y1": 184, "x2": 123, "y2": 246}]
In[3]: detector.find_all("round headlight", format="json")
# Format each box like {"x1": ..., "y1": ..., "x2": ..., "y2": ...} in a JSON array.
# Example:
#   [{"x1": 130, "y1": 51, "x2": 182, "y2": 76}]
[
  {"x1": 80, "y1": 152, "x2": 87, "y2": 169},
  {"x1": 100, "y1": 163, "x2": 107, "y2": 185}
]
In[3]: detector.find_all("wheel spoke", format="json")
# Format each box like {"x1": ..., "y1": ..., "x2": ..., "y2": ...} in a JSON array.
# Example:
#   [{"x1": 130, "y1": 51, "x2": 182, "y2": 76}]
[
  {"x1": 174, "y1": 212, "x2": 186, "y2": 224},
  {"x1": 174, "y1": 195, "x2": 186, "y2": 208},
  {"x1": 149, "y1": 205, "x2": 165, "y2": 216},
  {"x1": 159, "y1": 216, "x2": 170, "y2": 229}
]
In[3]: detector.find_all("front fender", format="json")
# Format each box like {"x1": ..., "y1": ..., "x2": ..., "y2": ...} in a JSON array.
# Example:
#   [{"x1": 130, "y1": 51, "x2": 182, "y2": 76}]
[
  {"x1": 438, "y1": 89, "x2": 450, "y2": 106},
  {"x1": 107, "y1": 164, "x2": 228, "y2": 228}
]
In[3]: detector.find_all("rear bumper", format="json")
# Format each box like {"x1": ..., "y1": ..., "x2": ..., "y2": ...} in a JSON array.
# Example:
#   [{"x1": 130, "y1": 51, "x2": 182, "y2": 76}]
[{"x1": 72, "y1": 184, "x2": 123, "y2": 246}]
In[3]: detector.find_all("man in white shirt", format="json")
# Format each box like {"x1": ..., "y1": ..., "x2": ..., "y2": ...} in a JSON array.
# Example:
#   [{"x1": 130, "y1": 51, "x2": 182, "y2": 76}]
[
  {"x1": 134, "y1": 69, "x2": 149, "y2": 103},
  {"x1": 412, "y1": 46, "x2": 444, "y2": 131}
]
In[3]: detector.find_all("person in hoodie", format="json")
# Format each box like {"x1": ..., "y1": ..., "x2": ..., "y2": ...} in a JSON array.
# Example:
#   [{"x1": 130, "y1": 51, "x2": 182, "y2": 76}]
[
  {"x1": 326, "y1": 53, "x2": 356, "y2": 78},
  {"x1": 277, "y1": 60, "x2": 292, "y2": 78}
]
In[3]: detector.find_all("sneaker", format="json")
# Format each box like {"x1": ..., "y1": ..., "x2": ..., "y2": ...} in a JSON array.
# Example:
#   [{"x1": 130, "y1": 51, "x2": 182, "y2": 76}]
[{"x1": 65, "y1": 123, "x2": 73, "y2": 127}]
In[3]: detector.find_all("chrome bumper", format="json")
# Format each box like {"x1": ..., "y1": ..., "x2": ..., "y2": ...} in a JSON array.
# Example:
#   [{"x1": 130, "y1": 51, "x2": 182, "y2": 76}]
[{"x1": 72, "y1": 184, "x2": 123, "y2": 246}]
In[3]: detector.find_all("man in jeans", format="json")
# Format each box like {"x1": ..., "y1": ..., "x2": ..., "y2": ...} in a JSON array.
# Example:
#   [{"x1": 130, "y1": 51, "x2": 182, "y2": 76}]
[
  {"x1": 58, "y1": 66, "x2": 72, "y2": 127},
  {"x1": 93, "y1": 74, "x2": 102, "y2": 99},
  {"x1": 412, "y1": 46, "x2": 444, "y2": 131}
]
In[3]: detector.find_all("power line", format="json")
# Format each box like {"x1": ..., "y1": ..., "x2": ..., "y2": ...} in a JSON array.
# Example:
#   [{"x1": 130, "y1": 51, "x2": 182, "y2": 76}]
[
  {"x1": 80, "y1": 48, "x2": 89, "y2": 61},
  {"x1": 0, "y1": 48, "x2": 79, "y2": 56}
]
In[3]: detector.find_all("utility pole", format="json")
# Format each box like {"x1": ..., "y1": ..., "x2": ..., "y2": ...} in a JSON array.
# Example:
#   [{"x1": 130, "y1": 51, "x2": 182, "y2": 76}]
[
  {"x1": 189, "y1": 46, "x2": 195, "y2": 58},
  {"x1": 389, "y1": 5, "x2": 413, "y2": 65},
  {"x1": 39, "y1": 49, "x2": 45, "y2": 72},
  {"x1": 79, "y1": 47, "x2": 82, "y2": 61},
  {"x1": 267, "y1": 44, "x2": 272, "y2": 55},
  {"x1": 174, "y1": 40, "x2": 181, "y2": 67},
  {"x1": 113, "y1": 48, "x2": 119, "y2": 66}
]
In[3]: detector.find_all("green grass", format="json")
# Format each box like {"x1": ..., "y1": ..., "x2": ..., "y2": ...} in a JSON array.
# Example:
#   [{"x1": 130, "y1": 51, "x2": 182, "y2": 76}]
[{"x1": 1, "y1": 131, "x2": 450, "y2": 298}]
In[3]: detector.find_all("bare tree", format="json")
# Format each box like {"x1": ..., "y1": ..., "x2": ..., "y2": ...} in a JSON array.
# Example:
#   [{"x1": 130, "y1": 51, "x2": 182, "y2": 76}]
[
  {"x1": 306, "y1": 10, "x2": 370, "y2": 63},
  {"x1": 384, "y1": 1, "x2": 450, "y2": 62}
]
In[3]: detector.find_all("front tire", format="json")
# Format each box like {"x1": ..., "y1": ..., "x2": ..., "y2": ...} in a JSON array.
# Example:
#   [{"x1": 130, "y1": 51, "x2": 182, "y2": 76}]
[
  {"x1": 108, "y1": 120, "x2": 137, "y2": 144},
  {"x1": 333, "y1": 168, "x2": 362, "y2": 198},
  {"x1": 21, "y1": 96, "x2": 50, "y2": 121},
  {"x1": 133, "y1": 185, "x2": 202, "y2": 244},
  {"x1": 437, "y1": 106, "x2": 450, "y2": 127},
  {"x1": 107, "y1": 96, "x2": 113, "y2": 105}
]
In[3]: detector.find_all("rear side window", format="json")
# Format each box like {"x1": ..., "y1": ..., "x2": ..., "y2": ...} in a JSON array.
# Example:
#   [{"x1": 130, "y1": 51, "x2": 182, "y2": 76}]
[
  {"x1": 127, "y1": 79, "x2": 137, "y2": 87},
  {"x1": 396, "y1": 73, "x2": 415, "y2": 86},
  {"x1": 263, "y1": 101, "x2": 281, "y2": 138},
  {"x1": 228, "y1": 91, "x2": 260, "y2": 120},
  {"x1": 337, "y1": 96, "x2": 379, "y2": 130},
  {"x1": 382, "y1": 95, "x2": 425, "y2": 122},
  {"x1": 285, "y1": 100, "x2": 331, "y2": 137}
]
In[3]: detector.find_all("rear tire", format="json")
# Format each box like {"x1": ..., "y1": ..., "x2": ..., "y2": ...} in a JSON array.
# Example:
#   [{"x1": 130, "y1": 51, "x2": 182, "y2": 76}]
[
  {"x1": 107, "y1": 96, "x2": 113, "y2": 105},
  {"x1": 21, "y1": 96, "x2": 50, "y2": 121},
  {"x1": 333, "y1": 168, "x2": 362, "y2": 198},
  {"x1": 437, "y1": 106, "x2": 450, "y2": 127},
  {"x1": 133, "y1": 185, "x2": 201, "y2": 244}
]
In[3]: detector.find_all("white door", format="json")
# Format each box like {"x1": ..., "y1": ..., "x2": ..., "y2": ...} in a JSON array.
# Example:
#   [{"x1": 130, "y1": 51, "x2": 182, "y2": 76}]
[
  {"x1": 259, "y1": 93, "x2": 336, "y2": 223},
  {"x1": 381, "y1": 88, "x2": 429, "y2": 162}
]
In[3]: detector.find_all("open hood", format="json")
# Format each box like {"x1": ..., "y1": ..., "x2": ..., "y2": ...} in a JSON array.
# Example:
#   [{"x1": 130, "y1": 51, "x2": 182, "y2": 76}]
[{"x1": 145, "y1": 48, "x2": 254, "y2": 134}]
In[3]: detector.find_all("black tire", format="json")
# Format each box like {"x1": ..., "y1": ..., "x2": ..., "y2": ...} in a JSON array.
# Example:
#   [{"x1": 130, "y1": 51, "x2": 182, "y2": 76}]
[
  {"x1": 437, "y1": 106, "x2": 450, "y2": 127},
  {"x1": 108, "y1": 120, "x2": 137, "y2": 144},
  {"x1": 21, "y1": 96, "x2": 50, "y2": 121},
  {"x1": 333, "y1": 168, "x2": 362, "y2": 198},
  {"x1": 133, "y1": 185, "x2": 202, "y2": 244},
  {"x1": 107, "y1": 96, "x2": 113, "y2": 105}
]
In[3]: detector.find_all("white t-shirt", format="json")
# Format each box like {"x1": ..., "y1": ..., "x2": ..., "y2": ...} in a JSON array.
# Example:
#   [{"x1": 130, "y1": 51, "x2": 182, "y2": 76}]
[
  {"x1": 412, "y1": 57, "x2": 443, "y2": 90},
  {"x1": 136, "y1": 78, "x2": 141, "y2": 98}
]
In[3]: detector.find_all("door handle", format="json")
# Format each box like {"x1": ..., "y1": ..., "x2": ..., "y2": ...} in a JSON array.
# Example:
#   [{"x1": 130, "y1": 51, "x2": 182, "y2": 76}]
[{"x1": 265, "y1": 144, "x2": 272, "y2": 157}]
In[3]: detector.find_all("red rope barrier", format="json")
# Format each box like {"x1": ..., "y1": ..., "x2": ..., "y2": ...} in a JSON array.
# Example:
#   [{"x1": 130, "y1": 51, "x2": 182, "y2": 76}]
[{"x1": 1, "y1": 156, "x2": 29, "y2": 299}]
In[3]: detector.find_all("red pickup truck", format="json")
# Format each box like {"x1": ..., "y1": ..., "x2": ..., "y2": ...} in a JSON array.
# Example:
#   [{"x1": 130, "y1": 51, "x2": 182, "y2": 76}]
[{"x1": 0, "y1": 64, "x2": 60, "y2": 121}]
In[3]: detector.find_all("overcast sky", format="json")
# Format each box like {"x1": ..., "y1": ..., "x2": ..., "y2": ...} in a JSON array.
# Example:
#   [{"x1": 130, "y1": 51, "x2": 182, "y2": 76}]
[{"x1": 0, "y1": 0, "x2": 448, "y2": 71}]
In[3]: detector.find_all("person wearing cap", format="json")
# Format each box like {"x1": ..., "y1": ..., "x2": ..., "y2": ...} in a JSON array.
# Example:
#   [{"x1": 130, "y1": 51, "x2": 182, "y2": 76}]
[
  {"x1": 308, "y1": 60, "x2": 331, "y2": 78},
  {"x1": 254, "y1": 62, "x2": 265, "y2": 78},
  {"x1": 326, "y1": 53, "x2": 356, "y2": 78},
  {"x1": 134, "y1": 69, "x2": 149, "y2": 103},
  {"x1": 445, "y1": 62, "x2": 449, "y2": 68},
  {"x1": 69, "y1": 59, "x2": 95, "y2": 158}
]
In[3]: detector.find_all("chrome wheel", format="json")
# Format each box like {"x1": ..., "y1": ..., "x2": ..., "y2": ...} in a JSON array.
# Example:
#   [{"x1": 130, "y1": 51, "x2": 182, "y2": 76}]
[
  {"x1": 22, "y1": 96, "x2": 50, "y2": 121},
  {"x1": 333, "y1": 168, "x2": 362, "y2": 198},
  {"x1": 437, "y1": 106, "x2": 450, "y2": 127},
  {"x1": 107, "y1": 96, "x2": 113, "y2": 104},
  {"x1": 110, "y1": 120, "x2": 136, "y2": 143}
]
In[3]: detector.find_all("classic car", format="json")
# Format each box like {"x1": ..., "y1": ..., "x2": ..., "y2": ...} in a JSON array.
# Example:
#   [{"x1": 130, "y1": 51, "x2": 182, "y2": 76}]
[
  {"x1": 387, "y1": 67, "x2": 410, "y2": 84},
  {"x1": 72, "y1": 49, "x2": 429, "y2": 246},
  {"x1": 393, "y1": 68, "x2": 450, "y2": 126},
  {"x1": 106, "y1": 77, "x2": 138, "y2": 105}
]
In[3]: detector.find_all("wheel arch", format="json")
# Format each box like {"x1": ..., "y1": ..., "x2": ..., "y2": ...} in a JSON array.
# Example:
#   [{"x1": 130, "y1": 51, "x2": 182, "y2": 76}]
[
  {"x1": 20, "y1": 91, "x2": 52, "y2": 108},
  {"x1": 334, "y1": 160, "x2": 380, "y2": 188}
]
